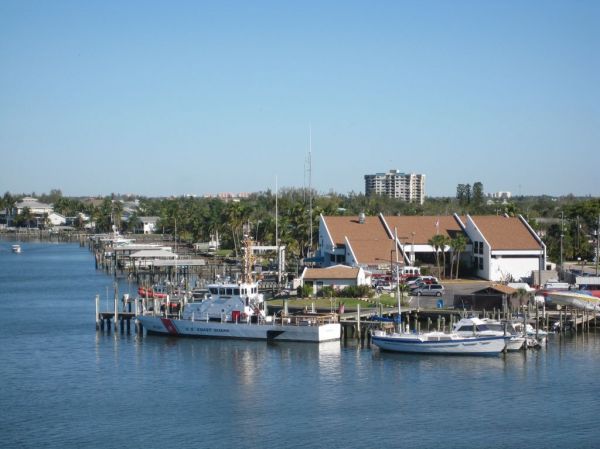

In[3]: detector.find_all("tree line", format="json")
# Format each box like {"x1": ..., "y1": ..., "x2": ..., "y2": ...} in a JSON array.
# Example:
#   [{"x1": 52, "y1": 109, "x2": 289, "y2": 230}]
[{"x1": 1, "y1": 188, "x2": 598, "y2": 264}]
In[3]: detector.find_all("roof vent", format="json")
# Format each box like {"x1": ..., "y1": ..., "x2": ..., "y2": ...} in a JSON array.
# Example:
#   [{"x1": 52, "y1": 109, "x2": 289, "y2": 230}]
[{"x1": 359, "y1": 212, "x2": 366, "y2": 224}]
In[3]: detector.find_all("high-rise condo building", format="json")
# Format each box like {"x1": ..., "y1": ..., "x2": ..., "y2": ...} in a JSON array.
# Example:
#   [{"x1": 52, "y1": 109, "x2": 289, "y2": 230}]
[{"x1": 364, "y1": 170, "x2": 425, "y2": 204}]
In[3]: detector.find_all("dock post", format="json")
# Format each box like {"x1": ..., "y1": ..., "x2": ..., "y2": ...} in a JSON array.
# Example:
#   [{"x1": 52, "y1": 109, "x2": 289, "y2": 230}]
[
  {"x1": 535, "y1": 303, "x2": 539, "y2": 340},
  {"x1": 436, "y1": 315, "x2": 441, "y2": 332},
  {"x1": 356, "y1": 304, "x2": 361, "y2": 340},
  {"x1": 114, "y1": 288, "x2": 119, "y2": 332},
  {"x1": 559, "y1": 309, "x2": 563, "y2": 336},
  {"x1": 95, "y1": 294, "x2": 100, "y2": 330}
]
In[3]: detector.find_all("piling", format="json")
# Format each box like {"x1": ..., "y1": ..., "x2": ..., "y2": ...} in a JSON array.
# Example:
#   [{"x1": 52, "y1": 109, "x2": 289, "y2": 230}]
[
  {"x1": 113, "y1": 286, "x2": 119, "y2": 332},
  {"x1": 95, "y1": 294, "x2": 100, "y2": 330},
  {"x1": 356, "y1": 304, "x2": 361, "y2": 341}
]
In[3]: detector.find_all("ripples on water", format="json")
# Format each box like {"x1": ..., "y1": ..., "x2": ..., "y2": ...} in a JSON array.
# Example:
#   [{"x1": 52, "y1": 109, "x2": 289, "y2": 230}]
[{"x1": 1, "y1": 242, "x2": 600, "y2": 449}]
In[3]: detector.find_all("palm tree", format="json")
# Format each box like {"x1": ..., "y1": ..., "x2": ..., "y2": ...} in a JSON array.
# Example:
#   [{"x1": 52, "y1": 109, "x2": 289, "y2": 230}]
[
  {"x1": 427, "y1": 235, "x2": 443, "y2": 278},
  {"x1": 449, "y1": 234, "x2": 468, "y2": 279},
  {"x1": 438, "y1": 235, "x2": 451, "y2": 279}
]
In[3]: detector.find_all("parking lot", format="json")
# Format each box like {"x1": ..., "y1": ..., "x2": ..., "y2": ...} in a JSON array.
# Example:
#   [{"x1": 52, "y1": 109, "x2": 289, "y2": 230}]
[{"x1": 404, "y1": 280, "x2": 491, "y2": 309}]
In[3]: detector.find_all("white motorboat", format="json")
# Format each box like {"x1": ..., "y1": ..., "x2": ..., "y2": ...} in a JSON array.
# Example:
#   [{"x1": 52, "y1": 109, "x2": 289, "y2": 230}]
[
  {"x1": 541, "y1": 290, "x2": 600, "y2": 312},
  {"x1": 453, "y1": 317, "x2": 525, "y2": 351},
  {"x1": 11, "y1": 244, "x2": 21, "y2": 253},
  {"x1": 371, "y1": 330, "x2": 509, "y2": 355},
  {"x1": 136, "y1": 238, "x2": 341, "y2": 343}
]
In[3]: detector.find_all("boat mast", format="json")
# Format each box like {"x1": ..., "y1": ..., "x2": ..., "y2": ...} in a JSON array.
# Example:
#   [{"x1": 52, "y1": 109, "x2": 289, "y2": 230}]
[
  {"x1": 395, "y1": 227, "x2": 402, "y2": 333},
  {"x1": 275, "y1": 176, "x2": 281, "y2": 285},
  {"x1": 308, "y1": 126, "x2": 313, "y2": 258},
  {"x1": 242, "y1": 234, "x2": 255, "y2": 284}
]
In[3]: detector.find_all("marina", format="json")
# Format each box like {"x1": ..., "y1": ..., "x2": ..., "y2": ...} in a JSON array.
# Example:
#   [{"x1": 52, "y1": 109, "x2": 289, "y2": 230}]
[{"x1": 2, "y1": 240, "x2": 600, "y2": 449}]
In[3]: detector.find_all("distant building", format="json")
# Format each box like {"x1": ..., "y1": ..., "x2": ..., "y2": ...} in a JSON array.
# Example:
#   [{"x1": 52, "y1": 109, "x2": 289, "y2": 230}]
[
  {"x1": 364, "y1": 170, "x2": 425, "y2": 204},
  {"x1": 139, "y1": 216, "x2": 160, "y2": 234}
]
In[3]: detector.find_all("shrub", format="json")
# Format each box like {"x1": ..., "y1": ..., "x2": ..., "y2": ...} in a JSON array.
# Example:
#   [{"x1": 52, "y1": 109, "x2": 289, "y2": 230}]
[
  {"x1": 297, "y1": 284, "x2": 313, "y2": 298},
  {"x1": 338, "y1": 285, "x2": 374, "y2": 299}
]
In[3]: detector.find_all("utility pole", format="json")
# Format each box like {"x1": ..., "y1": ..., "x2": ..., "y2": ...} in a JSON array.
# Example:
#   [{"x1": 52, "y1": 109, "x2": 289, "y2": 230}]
[{"x1": 560, "y1": 211, "x2": 564, "y2": 273}]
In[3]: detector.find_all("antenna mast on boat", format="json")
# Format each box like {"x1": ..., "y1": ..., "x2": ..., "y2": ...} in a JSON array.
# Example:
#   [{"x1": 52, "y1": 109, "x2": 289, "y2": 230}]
[
  {"x1": 242, "y1": 233, "x2": 255, "y2": 284},
  {"x1": 275, "y1": 176, "x2": 281, "y2": 285},
  {"x1": 308, "y1": 125, "x2": 313, "y2": 257}
]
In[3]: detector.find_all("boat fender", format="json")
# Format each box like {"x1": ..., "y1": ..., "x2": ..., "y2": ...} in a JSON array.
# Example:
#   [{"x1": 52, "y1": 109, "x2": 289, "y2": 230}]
[{"x1": 241, "y1": 313, "x2": 248, "y2": 320}]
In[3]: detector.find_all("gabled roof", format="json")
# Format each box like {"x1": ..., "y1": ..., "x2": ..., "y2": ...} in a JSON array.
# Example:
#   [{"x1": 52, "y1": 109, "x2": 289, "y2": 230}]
[
  {"x1": 384, "y1": 215, "x2": 466, "y2": 244},
  {"x1": 303, "y1": 265, "x2": 361, "y2": 280},
  {"x1": 322, "y1": 216, "x2": 396, "y2": 266},
  {"x1": 15, "y1": 198, "x2": 52, "y2": 210},
  {"x1": 473, "y1": 284, "x2": 517, "y2": 295},
  {"x1": 469, "y1": 215, "x2": 542, "y2": 251}
]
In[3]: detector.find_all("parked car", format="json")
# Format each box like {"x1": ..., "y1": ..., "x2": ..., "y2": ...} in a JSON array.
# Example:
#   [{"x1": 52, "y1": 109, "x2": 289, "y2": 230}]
[
  {"x1": 402, "y1": 275, "x2": 420, "y2": 284},
  {"x1": 412, "y1": 284, "x2": 444, "y2": 297},
  {"x1": 407, "y1": 276, "x2": 438, "y2": 287},
  {"x1": 409, "y1": 281, "x2": 427, "y2": 290},
  {"x1": 374, "y1": 281, "x2": 394, "y2": 292}
]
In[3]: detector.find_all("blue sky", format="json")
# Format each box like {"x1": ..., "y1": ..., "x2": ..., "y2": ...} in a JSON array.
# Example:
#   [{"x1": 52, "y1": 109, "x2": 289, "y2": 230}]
[{"x1": 1, "y1": 1, "x2": 598, "y2": 197}]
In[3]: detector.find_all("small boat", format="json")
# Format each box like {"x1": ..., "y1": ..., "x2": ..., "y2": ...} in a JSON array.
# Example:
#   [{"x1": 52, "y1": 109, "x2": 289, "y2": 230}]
[
  {"x1": 453, "y1": 317, "x2": 525, "y2": 351},
  {"x1": 371, "y1": 330, "x2": 509, "y2": 355},
  {"x1": 541, "y1": 290, "x2": 600, "y2": 312},
  {"x1": 137, "y1": 287, "x2": 168, "y2": 299},
  {"x1": 11, "y1": 244, "x2": 21, "y2": 253}
]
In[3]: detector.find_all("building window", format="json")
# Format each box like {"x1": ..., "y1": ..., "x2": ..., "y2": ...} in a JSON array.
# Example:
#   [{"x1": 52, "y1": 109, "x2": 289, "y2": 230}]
[{"x1": 478, "y1": 257, "x2": 484, "y2": 270}]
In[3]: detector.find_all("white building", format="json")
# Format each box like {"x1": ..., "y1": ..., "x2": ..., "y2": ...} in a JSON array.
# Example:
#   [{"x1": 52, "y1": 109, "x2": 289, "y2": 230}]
[
  {"x1": 139, "y1": 216, "x2": 160, "y2": 234},
  {"x1": 364, "y1": 170, "x2": 425, "y2": 204},
  {"x1": 15, "y1": 197, "x2": 53, "y2": 215},
  {"x1": 317, "y1": 213, "x2": 545, "y2": 283},
  {"x1": 465, "y1": 215, "x2": 546, "y2": 283},
  {"x1": 300, "y1": 265, "x2": 371, "y2": 295},
  {"x1": 48, "y1": 212, "x2": 66, "y2": 226}
]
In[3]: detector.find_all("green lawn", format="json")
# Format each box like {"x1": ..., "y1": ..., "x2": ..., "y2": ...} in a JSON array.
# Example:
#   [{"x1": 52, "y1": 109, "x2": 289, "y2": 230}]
[{"x1": 266, "y1": 294, "x2": 409, "y2": 311}]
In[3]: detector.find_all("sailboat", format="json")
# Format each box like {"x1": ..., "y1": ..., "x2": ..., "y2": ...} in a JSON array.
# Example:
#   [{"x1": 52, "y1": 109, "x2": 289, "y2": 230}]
[{"x1": 371, "y1": 228, "x2": 508, "y2": 356}]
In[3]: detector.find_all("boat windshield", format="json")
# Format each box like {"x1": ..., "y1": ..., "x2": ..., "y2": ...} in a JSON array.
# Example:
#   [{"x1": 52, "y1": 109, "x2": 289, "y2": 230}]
[{"x1": 457, "y1": 324, "x2": 490, "y2": 332}]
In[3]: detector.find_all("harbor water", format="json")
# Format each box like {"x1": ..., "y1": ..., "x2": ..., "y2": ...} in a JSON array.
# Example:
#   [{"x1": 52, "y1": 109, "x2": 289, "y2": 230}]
[{"x1": 1, "y1": 241, "x2": 600, "y2": 449}]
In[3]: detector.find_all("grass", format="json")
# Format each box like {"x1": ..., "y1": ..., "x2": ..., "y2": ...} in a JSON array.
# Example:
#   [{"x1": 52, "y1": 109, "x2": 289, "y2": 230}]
[{"x1": 266, "y1": 294, "x2": 410, "y2": 311}]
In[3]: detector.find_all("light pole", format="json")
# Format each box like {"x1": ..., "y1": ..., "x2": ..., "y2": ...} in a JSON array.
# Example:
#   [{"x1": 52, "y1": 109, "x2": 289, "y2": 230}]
[
  {"x1": 411, "y1": 231, "x2": 416, "y2": 266},
  {"x1": 560, "y1": 211, "x2": 564, "y2": 270}
]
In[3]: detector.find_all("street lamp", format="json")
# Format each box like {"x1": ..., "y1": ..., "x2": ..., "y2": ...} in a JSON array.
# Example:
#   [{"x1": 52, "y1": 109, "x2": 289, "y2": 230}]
[{"x1": 411, "y1": 231, "x2": 416, "y2": 266}]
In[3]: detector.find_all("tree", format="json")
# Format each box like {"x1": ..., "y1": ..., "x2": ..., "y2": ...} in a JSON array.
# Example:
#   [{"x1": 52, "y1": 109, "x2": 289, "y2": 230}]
[
  {"x1": 428, "y1": 235, "x2": 445, "y2": 278},
  {"x1": 449, "y1": 234, "x2": 468, "y2": 279},
  {"x1": 472, "y1": 182, "x2": 484, "y2": 210}
]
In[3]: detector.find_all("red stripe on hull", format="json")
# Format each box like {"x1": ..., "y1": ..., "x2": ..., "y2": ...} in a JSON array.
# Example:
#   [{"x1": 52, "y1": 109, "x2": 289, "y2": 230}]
[{"x1": 160, "y1": 318, "x2": 178, "y2": 335}]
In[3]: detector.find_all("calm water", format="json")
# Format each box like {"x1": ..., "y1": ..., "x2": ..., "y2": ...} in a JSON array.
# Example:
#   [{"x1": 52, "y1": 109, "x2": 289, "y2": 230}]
[{"x1": 1, "y1": 242, "x2": 600, "y2": 449}]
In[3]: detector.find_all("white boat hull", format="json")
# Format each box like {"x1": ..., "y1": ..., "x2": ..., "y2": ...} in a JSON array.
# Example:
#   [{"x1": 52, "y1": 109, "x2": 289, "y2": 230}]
[
  {"x1": 372, "y1": 333, "x2": 508, "y2": 355},
  {"x1": 544, "y1": 291, "x2": 600, "y2": 312},
  {"x1": 506, "y1": 337, "x2": 525, "y2": 351},
  {"x1": 137, "y1": 315, "x2": 341, "y2": 343}
]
